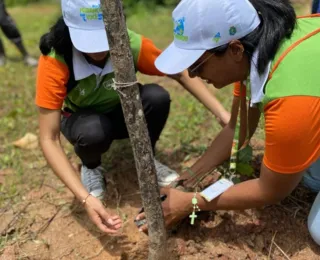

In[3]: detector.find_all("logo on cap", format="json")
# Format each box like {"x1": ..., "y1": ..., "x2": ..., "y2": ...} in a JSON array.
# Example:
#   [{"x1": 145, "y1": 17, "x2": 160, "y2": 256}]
[
  {"x1": 80, "y1": 4, "x2": 103, "y2": 22},
  {"x1": 229, "y1": 26, "x2": 237, "y2": 36},
  {"x1": 173, "y1": 17, "x2": 188, "y2": 42},
  {"x1": 213, "y1": 32, "x2": 221, "y2": 43}
]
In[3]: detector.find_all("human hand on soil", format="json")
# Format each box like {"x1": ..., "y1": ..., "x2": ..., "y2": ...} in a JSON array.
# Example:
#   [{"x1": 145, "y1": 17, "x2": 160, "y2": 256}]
[
  {"x1": 85, "y1": 195, "x2": 122, "y2": 234},
  {"x1": 135, "y1": 188, "x2": 193, "y2": 233}
]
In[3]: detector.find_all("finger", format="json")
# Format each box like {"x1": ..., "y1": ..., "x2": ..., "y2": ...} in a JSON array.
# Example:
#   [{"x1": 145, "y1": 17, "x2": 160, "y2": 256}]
[
  {"x1": 160, "y1": 187, "x2": 170, "y2": 195},
  {"x1": 139, "y1": 223, "x2": 148, "y2": 234},
  {"x1": 98, "y1": 208, "x2": 118, "y2": 226},
  {"x1": 96, "y1": 222, "x2": 119, "y2": 234},
  {"x1": 112, "y1": 218, "x2": 123, "y2": 226},
  {"x1": 114, "y1": 223, "x2": 122, "y2": 230},
  {"x1": 111, "y1": 215, "x2": 121, "y2": 221},
  {"x1": 136, "y1": 212, "x2": 146, "y2": 221}
]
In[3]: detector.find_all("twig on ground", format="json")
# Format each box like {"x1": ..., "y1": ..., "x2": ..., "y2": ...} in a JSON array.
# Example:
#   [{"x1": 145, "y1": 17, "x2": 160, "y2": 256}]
[
  {"x1": 38, "y1": 175, "x2": 46, "y2": 191},
  {"x1": 293, "y1": 207, "x2": 302, "y2": 218},
  {"x1": 58, "y1": 248, "x2": 75, "y2": 259},
  {"x1": 273, "y1": 241, "x2": 291, "y2": 260},
  {"x1": 43, "y1": 183, "x2": 61, "y2": 192},
  {"x1": 0, "y1": 204, "x2": 12, "y2": 218},
  {"x1": 53, "y1": 234, "x2": 107, "y2": 259},
  {"x1": 2, "y1": 191, "x2": 21, "y2": 200},
  {"x1": 268, "y1": 231, "x2": 277, "y2": 260},
  {"x1": 288, "y1": 194, "x2": 311, "y2": 206},
  {"x1": 275, "y1": 205, "x2": 306, "y2": 218},
  {"x1": 1, "y1": 202, "x2": 31, "y2": 236},
  {"x1": 85, "y1": 238, "x2": 115, "y2": 260},
  {"x1": 33, "y1": 205, "x2": 62, "y2": 238}
]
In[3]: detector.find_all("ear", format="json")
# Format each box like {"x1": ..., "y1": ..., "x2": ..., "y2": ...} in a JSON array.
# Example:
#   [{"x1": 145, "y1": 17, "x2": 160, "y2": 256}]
[{"x1": 228, "y1": 40, "x2": 245, "y2": 62}]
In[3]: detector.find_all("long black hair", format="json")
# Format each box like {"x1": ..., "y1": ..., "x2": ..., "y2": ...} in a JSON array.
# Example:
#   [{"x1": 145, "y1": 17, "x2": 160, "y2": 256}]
[
  {"x1": 211, "y1": 0, "x2": 296, "y2": 75},
  {"x1": 39, "y1": 17, "x2": 76, "y2": 91},
  {"x1": 39, "y1": 16, "x2": 72, "y2": 57}
]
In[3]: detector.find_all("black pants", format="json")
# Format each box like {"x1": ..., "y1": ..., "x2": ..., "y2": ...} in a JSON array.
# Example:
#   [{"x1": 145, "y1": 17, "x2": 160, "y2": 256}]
[
  {"x1": 313, "y1": 0, "x2": 320, "y2": 13},
  {"x1": 0, "y1": 0, "x2": 22, "y2": 55},
  {"x1": 61, "y1": 84, "x2": 170, "y2": 169}
]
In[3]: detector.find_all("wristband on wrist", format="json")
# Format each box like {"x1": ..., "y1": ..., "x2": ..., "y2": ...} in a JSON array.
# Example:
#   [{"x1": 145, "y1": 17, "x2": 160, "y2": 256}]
[{"x1": 82, "y1": 193, "x2": 92, "y2": 206}]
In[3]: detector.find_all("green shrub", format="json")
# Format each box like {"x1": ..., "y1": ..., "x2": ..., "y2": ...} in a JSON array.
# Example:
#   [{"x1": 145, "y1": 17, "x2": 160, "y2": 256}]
[{"x1": 5, "y1": 0, "x2": 44, "y2": 7}]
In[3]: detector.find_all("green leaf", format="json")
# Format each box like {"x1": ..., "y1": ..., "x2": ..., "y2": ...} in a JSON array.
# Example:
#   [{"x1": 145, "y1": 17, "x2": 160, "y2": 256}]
[
  {"x1": 238, "y1": 145, "x2": 253, "y2": 164},
  {"x1": 236, "y1": 162, "x2": 254, "y2": 177},
  {"x1": 231, "y1": 176, "x2": 241, "y2": 184}
]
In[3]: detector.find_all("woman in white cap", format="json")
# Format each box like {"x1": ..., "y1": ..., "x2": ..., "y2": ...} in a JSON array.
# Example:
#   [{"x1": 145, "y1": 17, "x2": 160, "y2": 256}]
[
  {"x1": 137, "y1": 0, "x2": 320, "y2": 245},
  {"x1": 35, "y1": 0, "x2": 230, "y2": 233}
]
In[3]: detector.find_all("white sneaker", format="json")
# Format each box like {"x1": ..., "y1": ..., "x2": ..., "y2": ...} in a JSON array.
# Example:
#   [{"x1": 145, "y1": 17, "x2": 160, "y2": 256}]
[
  {"x1": 81, "y1": 165, "x2": 106, "y2": 201},
  {"x1": 0, "y1": 55, "x2": 6, "y2": 67},
  {"x1": 24, "y1": 56, "x2": 38, "y2": 67},
  {"x1": 154, "y1": 159, "x2": 179, "y2": 187}
]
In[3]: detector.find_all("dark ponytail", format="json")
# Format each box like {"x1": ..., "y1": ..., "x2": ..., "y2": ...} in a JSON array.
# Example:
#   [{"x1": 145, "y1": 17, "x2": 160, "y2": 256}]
[
  {"x1": 245, "y1": 0, "x2": 296, "y2": 74},
  {"x1": 211, "y1": 0, "x2": 296, "y2": 75},
  {"x1": 39, "y1": 16, "x2": 72, "y2": 56}
]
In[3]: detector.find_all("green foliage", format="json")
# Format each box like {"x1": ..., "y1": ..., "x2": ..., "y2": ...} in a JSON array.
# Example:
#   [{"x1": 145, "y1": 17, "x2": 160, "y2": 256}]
[
  {"x1": 123, "y1": 0, "x2": 179, "y2": 16},
  {"x1": 237, "y1": 145, "x2": 254, "y2": 177},
  {"x1": 236, "y1": 162, "x2": 254, "y2": 177},
  {"x1": 123, "y1": 0, "x2": 179, "y2": 8},
  {"x1": 5, "y1": 0, "x2": 49, "y2": 7},
  {"x1": 238, "y1": 145, "x2": 253, "y2": 164}
]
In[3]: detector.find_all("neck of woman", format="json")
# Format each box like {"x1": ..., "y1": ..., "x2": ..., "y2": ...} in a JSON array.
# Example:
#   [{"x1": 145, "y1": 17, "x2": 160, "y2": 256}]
[{"x1": 84, "y1": 55, "x2": 108, "y2": 69}]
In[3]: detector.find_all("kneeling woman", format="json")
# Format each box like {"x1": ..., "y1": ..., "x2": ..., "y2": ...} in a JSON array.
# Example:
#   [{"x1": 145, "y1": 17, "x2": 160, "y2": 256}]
[
  {"x1": 36, "y1": 0, "x2": 230, "y2": 233},
  {"x1": 139, "y1": 0, "x2": 320, "y2": 245}
]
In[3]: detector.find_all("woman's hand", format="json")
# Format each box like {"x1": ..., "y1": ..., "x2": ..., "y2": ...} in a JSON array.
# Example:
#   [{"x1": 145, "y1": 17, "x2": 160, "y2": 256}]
[
  {"x1": 85, "y1": 195, "x2": 122, "y2": 234},
  {"x1": 136, "y1": 188, "x2": 194, "y2": 233}
]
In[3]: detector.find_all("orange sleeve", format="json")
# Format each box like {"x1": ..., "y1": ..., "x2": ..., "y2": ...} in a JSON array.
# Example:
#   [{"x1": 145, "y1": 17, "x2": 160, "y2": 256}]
[
  {"x1": 233, "y1": 81, "x2": 246, "y2": 97},
  {"x1": 263, "y1": 96, "x2": 320, "y2": 174},
  {"x1": 36, "y1": 55, "x2": 69, "y2": 110},
  {"x1": 137, "y1": 36, "x2": 165, "y2": 77}
]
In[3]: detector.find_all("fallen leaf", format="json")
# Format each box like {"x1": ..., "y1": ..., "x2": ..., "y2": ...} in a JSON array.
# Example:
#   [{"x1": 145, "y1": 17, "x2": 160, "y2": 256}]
[{"x1": 13, "y1": 133, "x2": 38, "y2": 150}]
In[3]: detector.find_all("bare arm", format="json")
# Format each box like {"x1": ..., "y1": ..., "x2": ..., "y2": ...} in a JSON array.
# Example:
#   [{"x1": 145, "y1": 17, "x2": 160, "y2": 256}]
[
  {"x1": 187, "y1": 95, "x2": 245, "y2": 175},
  {"x1": 38, "y1": 108, "x2": 122, "y2": 233},
  {"x1": 169, "y1": 71, "x2": 231, "y2": 127},
  {"x1": 38, "y1": 108, "x2": 88, "y2": 201},
  {"x1": 197, "y1": 164, "x2": 304, "y2": 211}
]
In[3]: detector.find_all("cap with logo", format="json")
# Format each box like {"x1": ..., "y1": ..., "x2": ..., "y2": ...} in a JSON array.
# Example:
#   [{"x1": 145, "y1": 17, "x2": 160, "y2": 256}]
[
  {"x1": 155, "y1": 0, "x2": 261, "y2": 75},
  {"x1": 61, "y1": 0, "x2": 108, "y2": 53}
]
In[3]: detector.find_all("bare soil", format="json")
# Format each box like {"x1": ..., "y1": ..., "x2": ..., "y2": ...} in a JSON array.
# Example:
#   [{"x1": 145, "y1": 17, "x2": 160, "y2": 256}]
[{"x1": 1, "y1": 140, "x2": 319, "y2": 260}]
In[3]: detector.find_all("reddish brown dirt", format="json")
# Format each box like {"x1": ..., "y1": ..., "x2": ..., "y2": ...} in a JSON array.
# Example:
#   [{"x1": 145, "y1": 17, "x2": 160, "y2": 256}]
[{"x1": 1, "y1": 141, "x2": 320, "y2": 260}]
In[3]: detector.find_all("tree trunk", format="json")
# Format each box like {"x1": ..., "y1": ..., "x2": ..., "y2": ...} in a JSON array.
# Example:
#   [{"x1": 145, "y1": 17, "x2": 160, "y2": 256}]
[{"x1": 99, "y1": 1, "x2": 167, "y2": 259}]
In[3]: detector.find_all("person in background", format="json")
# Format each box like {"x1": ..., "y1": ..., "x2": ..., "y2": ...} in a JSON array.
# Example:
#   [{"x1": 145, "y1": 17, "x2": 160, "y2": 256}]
[
  {"x1": 137, "y1": 0, "x2": 320, "y2": 246},
  {"x1": 36, "y1": 0, "x2": 230, "y2": 233},
  {"x1": 0, "y1": 0, "x2": 37, "y2": 66}
]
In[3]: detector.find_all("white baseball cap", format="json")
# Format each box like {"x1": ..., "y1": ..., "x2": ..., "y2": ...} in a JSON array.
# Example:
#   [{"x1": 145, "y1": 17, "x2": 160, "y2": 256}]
[
  {"x1": 155, "y1": 0, "x2": 261, "y2": 75},
  {"x1": 61, "y1": 0, "x2": 109, "y2": 53}
]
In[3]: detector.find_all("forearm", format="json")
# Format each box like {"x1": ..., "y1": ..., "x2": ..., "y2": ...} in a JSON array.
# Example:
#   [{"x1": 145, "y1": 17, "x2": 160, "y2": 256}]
[
  {"x1": 40, "y1": 138, "x2": 88, "y2": 201},
  {"x1": 190, "y1": 96, "x2": 243, "y2": 175},
  {"x1": 197, "y1": 179, "x2": 273, "y2": 211},
  {"x1": 196, "y1": 164, "x2": 304, "y2": 211},
  {"x1": 190, "y1": 124, "x2": 235, "y2": 174}
]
